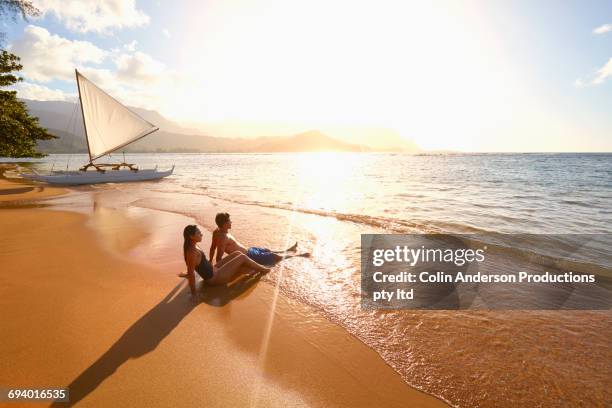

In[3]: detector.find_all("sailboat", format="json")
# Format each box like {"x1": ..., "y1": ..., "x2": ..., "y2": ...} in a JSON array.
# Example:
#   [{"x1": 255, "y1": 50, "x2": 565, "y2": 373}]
[{"x1": 21, "y1": 69, "x2": 174, "y2": 185}]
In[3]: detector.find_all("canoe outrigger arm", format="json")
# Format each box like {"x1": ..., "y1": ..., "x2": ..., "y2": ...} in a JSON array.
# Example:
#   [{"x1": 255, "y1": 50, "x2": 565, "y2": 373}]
[{"x1": 79, "y1": 162, "x2": 139, "y2": 173}]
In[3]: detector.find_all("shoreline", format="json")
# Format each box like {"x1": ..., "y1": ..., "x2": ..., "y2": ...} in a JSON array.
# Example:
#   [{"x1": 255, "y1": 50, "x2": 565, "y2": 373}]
[
  {"x1": 0, "y1": 176, "x2": 447, "y2": 407},
  {"x1": 0, "y1": 164, "x2": 68, "y2": 202}
]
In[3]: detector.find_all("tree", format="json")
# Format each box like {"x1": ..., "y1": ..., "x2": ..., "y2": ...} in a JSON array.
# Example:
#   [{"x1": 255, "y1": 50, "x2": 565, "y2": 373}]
[
  {"x1": 0, "y1": 0, "x2": 55, "y2": 157},
  {"x1": 0, "y1": 1, "x2": 40, "y2": 44},
  {"x1": 0, "y1": 0, "x2": 39, "y2": 19}
]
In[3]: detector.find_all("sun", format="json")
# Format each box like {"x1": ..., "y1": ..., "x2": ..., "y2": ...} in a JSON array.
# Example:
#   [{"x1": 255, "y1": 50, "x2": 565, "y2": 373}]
[{"x1": 168, "y1": 0, "x2": 526, "y2": 152}]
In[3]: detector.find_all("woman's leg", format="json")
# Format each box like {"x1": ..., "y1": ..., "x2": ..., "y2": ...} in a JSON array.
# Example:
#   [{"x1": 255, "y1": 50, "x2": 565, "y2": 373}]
[
  {"x1": 209, "y1": 253, "x2": 270, "y2": 285},
  {"x1": 214, "y1": 250, "x2": 242, "y2": 267}
]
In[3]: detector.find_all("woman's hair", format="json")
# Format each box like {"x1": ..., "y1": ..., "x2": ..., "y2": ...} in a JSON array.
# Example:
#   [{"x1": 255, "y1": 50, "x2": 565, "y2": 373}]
[{"x1": 183, "y1": 224, "x2": 198, "y2": 260}]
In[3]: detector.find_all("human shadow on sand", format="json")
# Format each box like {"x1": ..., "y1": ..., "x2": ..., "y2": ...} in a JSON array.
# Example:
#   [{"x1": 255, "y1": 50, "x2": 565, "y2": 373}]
[
  {"x1": 51, "y1": 274, "x2": 263, "y2": 407},
  {"x1": 200, "y1": 273, "x2": 263, "y2": 307}
]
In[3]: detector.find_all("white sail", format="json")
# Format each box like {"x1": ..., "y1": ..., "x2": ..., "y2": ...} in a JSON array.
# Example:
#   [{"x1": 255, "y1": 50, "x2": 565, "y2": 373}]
[{"x1": 76, "y1": 70, "x2": 158, "y2": 161}]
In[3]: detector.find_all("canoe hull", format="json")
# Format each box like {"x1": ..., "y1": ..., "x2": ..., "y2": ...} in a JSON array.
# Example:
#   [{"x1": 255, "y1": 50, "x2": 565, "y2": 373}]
[{"x1": 21, "y1": 166, "x2": 174, "y2": 185}]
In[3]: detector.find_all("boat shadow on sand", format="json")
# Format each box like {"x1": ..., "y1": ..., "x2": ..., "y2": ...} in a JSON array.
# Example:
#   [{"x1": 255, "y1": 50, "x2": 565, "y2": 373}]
[{"x1": 51, "y1": 274, "x2": 263, "y2": 407}]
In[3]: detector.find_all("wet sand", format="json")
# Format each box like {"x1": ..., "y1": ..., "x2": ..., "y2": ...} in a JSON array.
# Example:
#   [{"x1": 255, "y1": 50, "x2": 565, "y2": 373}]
[
  {"x1": 0, "y1": 164, "x2": 68, "y2": 202},
  {"x1": 0, "y1": 177, "x2": 446, "y2": 407},
  {"x1": 130, "y1": 181, "x2": 612, "y2": 407}
]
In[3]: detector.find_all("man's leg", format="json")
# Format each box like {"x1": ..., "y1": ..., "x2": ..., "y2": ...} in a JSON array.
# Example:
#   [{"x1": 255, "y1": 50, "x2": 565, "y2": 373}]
[
  {"x1": 271, "y1": 241, "x2": 298, "y2": 254},
  {"x1": 270, "y1": 251, "x2": 311, "y2": 263}
]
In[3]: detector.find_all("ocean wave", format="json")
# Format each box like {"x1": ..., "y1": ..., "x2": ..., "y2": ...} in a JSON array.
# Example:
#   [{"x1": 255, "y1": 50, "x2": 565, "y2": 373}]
[
  {"x1": 159, "y1": 190, "x2": 440, "y2": 233},
  {"x1": 132, "y1": 188, "x2": 612, "y2": 273},
  {"x1": 454, "y1": 234, "x2": 612, "y2": 278},
  {"x1": 560, "y1": 199, "x2": 592, "y2": 208}
]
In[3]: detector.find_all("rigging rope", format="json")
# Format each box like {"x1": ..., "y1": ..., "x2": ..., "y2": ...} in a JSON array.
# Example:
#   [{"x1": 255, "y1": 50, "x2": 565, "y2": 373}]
[{"x1": 65, "y1": 100, "x2": 79, "y2": 170}]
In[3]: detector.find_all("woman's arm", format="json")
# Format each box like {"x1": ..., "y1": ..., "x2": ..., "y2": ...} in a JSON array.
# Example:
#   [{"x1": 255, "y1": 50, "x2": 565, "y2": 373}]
[{"x1": 185, "y1": 251, "x2": 197, "y2": 296}]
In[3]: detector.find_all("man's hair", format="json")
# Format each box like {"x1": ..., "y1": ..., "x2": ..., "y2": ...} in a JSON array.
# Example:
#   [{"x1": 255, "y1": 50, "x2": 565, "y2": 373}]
[{"x1": 215, "y1": 212, "x2": 230, "y2": 228}]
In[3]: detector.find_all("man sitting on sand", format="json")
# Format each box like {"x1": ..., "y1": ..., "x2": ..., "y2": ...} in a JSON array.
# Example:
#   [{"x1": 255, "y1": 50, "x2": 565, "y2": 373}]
[{"x1": 210, "y1": 212, "x2": 309, "y2": 265}]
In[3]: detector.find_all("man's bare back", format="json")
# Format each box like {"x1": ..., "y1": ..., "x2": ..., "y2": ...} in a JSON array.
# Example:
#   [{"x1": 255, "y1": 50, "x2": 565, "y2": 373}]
[{"x1": 210, "y1": 229, "x2": 248, "y2": 263}]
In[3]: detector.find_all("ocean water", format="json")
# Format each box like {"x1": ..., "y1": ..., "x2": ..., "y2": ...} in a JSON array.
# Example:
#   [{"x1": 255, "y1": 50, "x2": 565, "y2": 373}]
[
  {"x1": 16, "y1": 152, "x2": 611, "y2": 233},
  {"x1": 10, "y1": 152, "x2": 612, "y2": 407}
]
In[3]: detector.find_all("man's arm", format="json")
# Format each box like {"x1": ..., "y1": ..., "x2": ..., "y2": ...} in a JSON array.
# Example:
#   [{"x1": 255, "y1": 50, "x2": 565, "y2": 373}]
[
  {"x1": 209, "y1": 233, "x2": 217, "y2": 262},
  {"x1": 216, "y1": 237, "x2": 227, "y2": 264}
]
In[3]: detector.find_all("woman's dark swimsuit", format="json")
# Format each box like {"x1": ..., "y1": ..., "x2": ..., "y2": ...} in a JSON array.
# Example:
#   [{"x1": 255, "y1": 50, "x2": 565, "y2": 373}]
[{"x1": 195, "y1": 249, "x2": 214, "y2": 281}]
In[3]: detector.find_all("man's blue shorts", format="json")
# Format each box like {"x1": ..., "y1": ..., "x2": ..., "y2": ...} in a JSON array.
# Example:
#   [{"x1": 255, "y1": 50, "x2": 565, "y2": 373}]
[{"x1": 246, "y1": 247, "x2": 276, "y2": 265}]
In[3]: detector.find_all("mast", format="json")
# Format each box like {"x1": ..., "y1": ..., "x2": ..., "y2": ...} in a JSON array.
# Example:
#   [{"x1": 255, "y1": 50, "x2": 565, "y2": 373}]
[{"x1": 75, "y1": 69, "x2": 93, "y2": 162}]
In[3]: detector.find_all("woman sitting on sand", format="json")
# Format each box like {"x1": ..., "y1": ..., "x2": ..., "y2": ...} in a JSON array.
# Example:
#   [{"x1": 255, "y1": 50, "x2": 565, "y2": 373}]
[{"x1": 180, "y1": 225, "x2": 270, "y2": 296}]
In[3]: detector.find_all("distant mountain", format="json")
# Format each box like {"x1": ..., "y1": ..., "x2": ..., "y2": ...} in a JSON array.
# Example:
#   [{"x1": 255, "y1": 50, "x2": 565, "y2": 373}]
[
  {"x1": 22, "y1": 99, "x2": 204, "y2": 136},
  {"x1": 191, "y1": 123, "x2": 422, "y2": 153},
  {"x1": 128, "y1": 130, "x2": 246, "y2": 153},
  {"x1": 23, "y1": 99, "x2": 415, "y2": 153},
  {"x1": 347, "y1": 129, "x2": 420, "y2": 152},
  {"x1": 127, "y1": 107, "x2": 205, "y2": 136},
  {"x1": 250, "y1": 130, "x2": 368, "y2": 152},
  {"x1": 36, "y1": 128, "x2": 87, "y2": 153}
]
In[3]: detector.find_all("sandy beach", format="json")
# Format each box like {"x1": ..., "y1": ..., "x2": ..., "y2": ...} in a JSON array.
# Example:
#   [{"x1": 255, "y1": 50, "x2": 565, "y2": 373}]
[
  {"x1": 2, "y1": 0, "x2": 611, "y2": 405},
  {"x1": 0, "y1": 172, "x2": 447, "y2": 407}
]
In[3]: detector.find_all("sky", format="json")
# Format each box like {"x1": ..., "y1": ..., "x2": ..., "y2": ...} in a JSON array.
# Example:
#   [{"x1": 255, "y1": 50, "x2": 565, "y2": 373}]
[{"x1": 2, "y1": 0, "x2": 612, "y2": 152}]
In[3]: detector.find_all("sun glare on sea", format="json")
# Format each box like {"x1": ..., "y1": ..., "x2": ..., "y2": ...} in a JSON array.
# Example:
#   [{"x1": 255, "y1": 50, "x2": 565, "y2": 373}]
[{"x1": 294, "y1": 152, "x2": 363, "y2": 212}]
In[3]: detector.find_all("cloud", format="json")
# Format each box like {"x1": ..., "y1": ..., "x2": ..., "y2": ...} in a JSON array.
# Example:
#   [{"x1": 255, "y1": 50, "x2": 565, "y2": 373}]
[
  {"x1": 593, "y1": 23, "x2": 612, "y2": 35},
  {"x1": 578, "y1": 24, "x2": 612, "y2": 86},
  {"x1": 592, "y1": 58, "x2": 612, "y2": 84},
  {"x1": 116, "y1": 51, "x2": 166, "y2": 85},
  {"x1": 110, "y1": 40, "x2": 137, "y2": 54},
  {"x1": 9, "y1": 25, "x2": 107, "y2": 82},
  {"x1": 576, "y1": 58, "x2": 612, "y2": 86},
  {"x1": 12, "y1": 82, "x2": 76, "y2": 101},
  {"x1": 162, "y1": 28, "x2": 171, "y2": 38},
  {"x1": 78, "y1": 66, "x2": 120, "y2": 92},
  {"x1": 32, "y1": 0, "x2": 149, "y2": 34},
  {"x1": 8, "y1": 25, "x2": 194, "y2": 118},
  {"x1": 126, "y1": 40, "x2": 137, "y2": 51}
]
